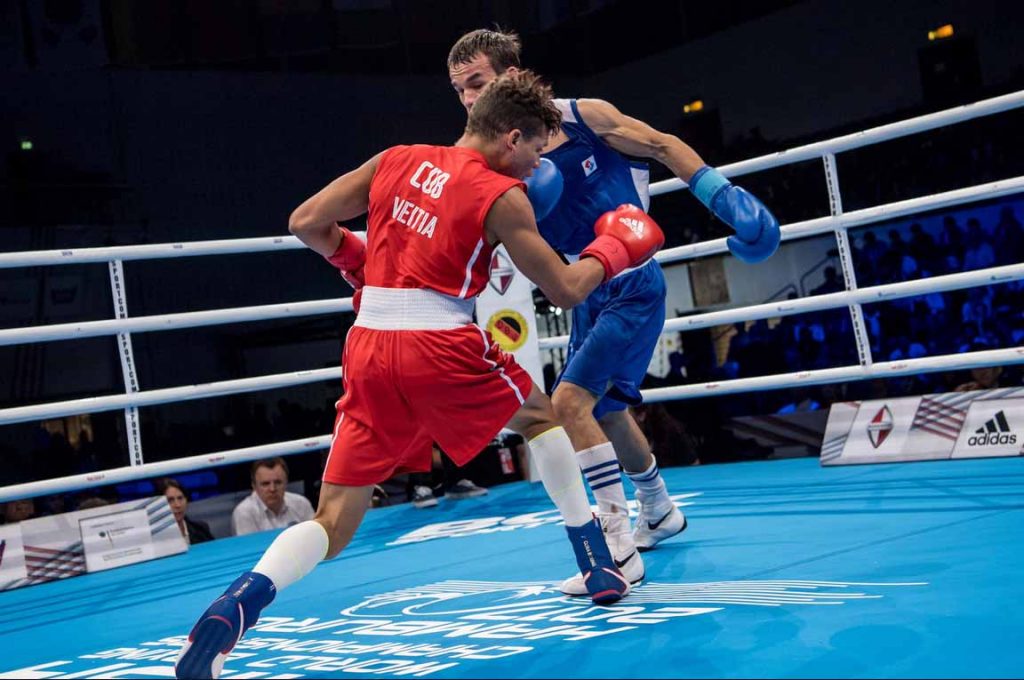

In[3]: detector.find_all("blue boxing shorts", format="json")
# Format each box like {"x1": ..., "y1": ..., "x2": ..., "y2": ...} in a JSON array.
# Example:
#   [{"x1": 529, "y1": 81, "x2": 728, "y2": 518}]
[{"x1": 555, "y1": 258, "x2": 666, "y2": 418}]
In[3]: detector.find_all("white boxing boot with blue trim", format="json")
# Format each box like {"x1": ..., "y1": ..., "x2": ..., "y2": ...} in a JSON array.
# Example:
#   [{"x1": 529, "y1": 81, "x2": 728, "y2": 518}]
[{"x1": 632, "y1": 488, "x2": 688, "y2": 551}]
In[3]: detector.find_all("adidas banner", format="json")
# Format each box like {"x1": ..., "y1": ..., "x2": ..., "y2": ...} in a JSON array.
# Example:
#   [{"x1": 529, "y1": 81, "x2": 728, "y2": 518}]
[
  {"x1": 821, "y1": 387, "x2": 1024, "y2": 466},
  {"x1": 953, "y1": 404, "x2": 1021, "y2": 458}
]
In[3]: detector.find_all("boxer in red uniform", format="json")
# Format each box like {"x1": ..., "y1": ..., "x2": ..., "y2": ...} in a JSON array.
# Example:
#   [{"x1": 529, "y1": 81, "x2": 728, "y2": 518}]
[{"x1": 175, "y1": 72, "x2": 665, "y2": 680}]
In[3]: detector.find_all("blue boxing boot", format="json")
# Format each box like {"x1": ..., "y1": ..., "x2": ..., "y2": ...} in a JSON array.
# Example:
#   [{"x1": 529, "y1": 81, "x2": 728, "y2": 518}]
[
  {"x1": 564, "y1": 517, "x2": 631, "y2": 605},
  {"x1": 688, "y1": 165, "x2": 781, "y2": 263},
  {"x1": 175, "y1": 571, "x2": 276, "y2": 680}
]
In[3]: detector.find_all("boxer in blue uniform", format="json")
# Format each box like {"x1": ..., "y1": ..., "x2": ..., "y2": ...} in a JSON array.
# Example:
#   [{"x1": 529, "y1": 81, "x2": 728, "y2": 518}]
[{"x1": 448, "y1": 29, "x2": 780, "y2": 595}]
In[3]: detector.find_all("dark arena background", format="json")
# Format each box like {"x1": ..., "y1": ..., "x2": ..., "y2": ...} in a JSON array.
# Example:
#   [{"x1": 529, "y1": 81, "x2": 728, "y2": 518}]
[{"x1": 1, "y1": 1, "x2": 1023, "y2": 678}]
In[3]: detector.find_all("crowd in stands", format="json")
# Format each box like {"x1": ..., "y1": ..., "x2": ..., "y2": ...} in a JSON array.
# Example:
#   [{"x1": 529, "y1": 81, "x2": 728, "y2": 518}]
[{"x1": 636, "y1": 201, "x2": 1023, "y2": 465}]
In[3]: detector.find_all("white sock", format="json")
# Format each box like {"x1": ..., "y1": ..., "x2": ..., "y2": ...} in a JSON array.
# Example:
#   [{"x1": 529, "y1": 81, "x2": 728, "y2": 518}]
[
  {"x1": 626, "y1": 457, "x2": 672, "y2": 512},
  {"x1": 252, "y1": 520, "x2": 329, "y2": 591},
  {"x1": 528, "y1": 427, "x2": 594, "y2": 527},
  {"x1": 577, "y1": 442, "x2": 629, "y2": 516}
]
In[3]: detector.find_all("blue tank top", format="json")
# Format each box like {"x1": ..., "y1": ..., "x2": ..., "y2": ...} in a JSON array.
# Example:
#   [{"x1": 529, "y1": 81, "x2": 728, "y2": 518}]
[{"x1": 538, "y1": 99, "x2": 651, "y2": 256}]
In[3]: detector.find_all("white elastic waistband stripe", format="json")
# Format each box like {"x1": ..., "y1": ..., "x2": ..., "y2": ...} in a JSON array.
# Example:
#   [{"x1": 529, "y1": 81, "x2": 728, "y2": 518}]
[{"x1": 354, "y1": 287, "x2": 474, "y2": 330}]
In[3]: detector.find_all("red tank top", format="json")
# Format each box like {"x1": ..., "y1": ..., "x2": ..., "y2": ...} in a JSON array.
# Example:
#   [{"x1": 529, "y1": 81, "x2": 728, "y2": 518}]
[{"x1": 365, "y1": 144, "x2": 524, "y2": 298}]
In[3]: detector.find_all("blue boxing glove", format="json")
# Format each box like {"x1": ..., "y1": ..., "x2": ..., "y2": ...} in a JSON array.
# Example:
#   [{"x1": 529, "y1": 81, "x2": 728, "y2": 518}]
[
  {"x1": 689, "y1": 166, "x2": 780, "y2": 263},
  {"x1": 524, "y1": 158, "x2": 564, "y2": 221}
]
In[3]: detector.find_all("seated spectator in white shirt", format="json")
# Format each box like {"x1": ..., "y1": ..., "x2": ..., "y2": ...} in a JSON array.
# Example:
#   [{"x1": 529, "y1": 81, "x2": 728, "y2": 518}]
[{"x1": 231, "y1": 457, "x2": 314, "y2": 536}]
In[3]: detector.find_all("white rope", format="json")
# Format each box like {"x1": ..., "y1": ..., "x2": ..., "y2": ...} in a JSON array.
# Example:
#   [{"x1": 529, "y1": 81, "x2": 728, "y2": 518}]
[
  {"x1": 640, "y1": 347, "x2": 1024, "y2": 402},
  {"x1": 650, "y1": 89, "x2": 1024, "y2": 195},
  {"x1": 7, "y1": 261, "x2": 1019, "y2": 427},
  {"x1": 0, "y1": 367, "x2": 340, "y2": 426},
  {"x1": 654, "y1": 174, "x2": 1024, "y2": 265},
  {"x1": 4, "y1": 345, "x2": 1019, "y2": 501},
  {"x1": 0, "y1": 230, "x2": 367, "y2": 269},
  {"x1": 539, "y1": 263, "x2": 1024, "y2": 350},
  {"x1": 0, "y1": 435, "x2": 333, "y2": 503},
  {"x1": 0, "y1": 297, "x2": 353, "y2": 346},
  {"x1": 0, "y1": 235, "x2": 304, "y2": 269},
  {"x1": 4, "y1": 176, "x2": 1017, "y2": 350}
]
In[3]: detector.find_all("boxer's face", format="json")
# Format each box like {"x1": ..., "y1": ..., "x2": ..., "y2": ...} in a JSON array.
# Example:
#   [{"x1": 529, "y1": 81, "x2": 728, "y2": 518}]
[
  {"x1": 491, "y1": 129, "x2": 548, "y2": 182},
  {"x1": 497, "y1": 129, "x2": 546, "y2": 180},
  {"x1": 450, "y1": 53, "x2": 514, "y2": 113}
]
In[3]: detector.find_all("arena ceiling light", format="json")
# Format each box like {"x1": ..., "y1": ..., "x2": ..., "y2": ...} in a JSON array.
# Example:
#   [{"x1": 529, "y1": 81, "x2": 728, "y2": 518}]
[
  {"x1": 928, "y1": 24, "x2": 954, "y2": 41},
  {"x1": 683, "y1": 99, "x2": 704, "y2": 114}
]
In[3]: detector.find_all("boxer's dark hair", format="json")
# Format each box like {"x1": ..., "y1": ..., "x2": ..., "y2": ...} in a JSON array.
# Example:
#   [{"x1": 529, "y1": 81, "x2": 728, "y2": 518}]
[
  {"x1": 465, "y1": 70, "x2": 560, "y2": 141},
  {"x1": 448, "y1": 28, "x2": 521, "y2": 73}
]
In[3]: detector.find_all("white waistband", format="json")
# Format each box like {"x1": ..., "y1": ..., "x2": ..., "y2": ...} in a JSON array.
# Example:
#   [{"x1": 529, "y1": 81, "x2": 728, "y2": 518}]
[
  {"x1": 354, "y1": 287, "x2": 475, "y2": 330},
  {"x1": 564, "y1": 253, "x2": 643, "y2": 280}
]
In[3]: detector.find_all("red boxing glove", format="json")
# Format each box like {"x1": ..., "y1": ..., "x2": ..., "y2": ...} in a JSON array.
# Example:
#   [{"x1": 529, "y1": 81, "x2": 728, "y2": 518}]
[
  {"x1": 325, "y1": 226, "x2": 366, "y2": 288},
  {"x1": 580, "y1": 204, "x2": 665, "y2": 282}
]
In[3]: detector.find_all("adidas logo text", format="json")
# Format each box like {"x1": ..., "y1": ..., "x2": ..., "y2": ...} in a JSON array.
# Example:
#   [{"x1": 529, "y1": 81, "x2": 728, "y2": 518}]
[
  {"x1": 967, "y1": 410, "x2": 1017, "y2": 446},
  {"x1": 968, "y1": 432, "x2": 1016, "y2": 446}
]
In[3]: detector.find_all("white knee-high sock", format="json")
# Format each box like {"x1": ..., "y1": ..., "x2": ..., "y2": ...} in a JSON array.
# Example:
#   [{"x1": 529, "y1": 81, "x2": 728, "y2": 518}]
[
  {"x1": 626, "y1": 456, "x2": 672, "y2": 511},
  {"x1": 252, "y1": 520, "x2": 329, "y2": 591},
  {"x1": 528, "y1": 427, "x2": 594, "y2": 527},
  {"x1": 577, "y1": 442, "x2": 629, "y2": 516}
]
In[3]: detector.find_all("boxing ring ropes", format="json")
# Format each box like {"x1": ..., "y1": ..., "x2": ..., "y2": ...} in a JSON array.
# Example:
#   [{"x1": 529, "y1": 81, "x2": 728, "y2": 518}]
[{"x1": 1, "y1": 90, "x2": 1023, "y2": 505}]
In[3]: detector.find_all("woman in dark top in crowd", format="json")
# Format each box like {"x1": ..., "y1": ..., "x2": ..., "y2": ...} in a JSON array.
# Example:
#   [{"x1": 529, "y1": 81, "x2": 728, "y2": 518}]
[{"x1": 157, "y1": 477, "x2": 214, "y2": 545}]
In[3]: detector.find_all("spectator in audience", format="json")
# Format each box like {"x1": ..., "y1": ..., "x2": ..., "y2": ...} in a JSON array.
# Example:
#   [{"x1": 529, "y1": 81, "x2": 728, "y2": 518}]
[
  {"x1": 937, "y1": 215, "x2": 964, "y2": 273},
  {"x1": 963, "y1": 218, "x2": 996, "y2": 271},
  {"x1": 631, "y1": 403, "x2": 700, "y2": 467},
  {"x1": 856, "y1": 231, "x2": 886, "y2": 285},
  {"x1": 954, "y1": 341, "x2": 1007, "y2": 392},
  {"x1": 954, "y1": 364, "x2": 1004, "y2": 392},
  {"x1": 77, "y1": 496, "x2": 111, "y2": 510},
  {"x1": 908, "y1": 222, "x2": 940, "y2": 275},
  {"x1": 232, "y1": 457, "x2": 314, "y2": 536},
  {"x1": 408, "y1": 444, "x2": 488, "y2": 509},
  {"x1": 961, "y1": 287, "x2": 995, "y2": 338},
  {"x1": 157, "y1": 477, "x2": 214, "y2": 545},
  {"x1": 810, "y1": 266, "x2": 844, "y2": 295},
  {"x1": 39, "y1": 494, "x2": 68, "y2": 517},
  {"x1": 74, "y1": 432, "x2": 101, "y2": 474},
  {"x1": 994, "y1": 206, "x2": 1024, "y2": 266},
  {"x1": 2, "y1": 498, "x2": 36, "y2": 524},
  {"x1": 879, "y1": 229, "x2": 909, "y2": 282}
]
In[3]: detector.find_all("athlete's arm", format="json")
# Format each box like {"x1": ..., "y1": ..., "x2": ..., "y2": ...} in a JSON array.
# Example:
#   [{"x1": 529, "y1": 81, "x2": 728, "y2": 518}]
[
  {"x1": 575, "y1": 98, "x2": 704, "y2": 181},
  {"x1": 485, "y1": 187, "x2": 605, "y2": 309},
  {"x1": 288, "y1": 152, "x2": 382, "y2": 257},
  {"x1": 578, "y1": 98, "x2": 781, "y2": 264}
]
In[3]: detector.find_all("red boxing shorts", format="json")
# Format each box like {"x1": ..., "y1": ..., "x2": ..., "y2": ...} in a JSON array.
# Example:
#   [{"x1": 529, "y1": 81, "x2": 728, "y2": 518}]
[{"x1": 323, "y1": 324, "x2": 533, "y2": 486}]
